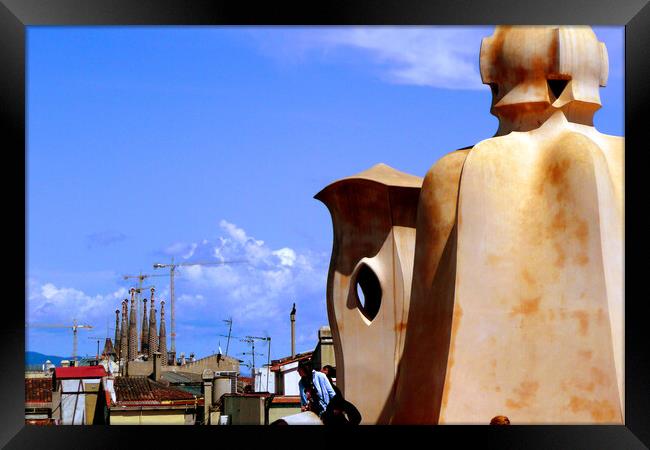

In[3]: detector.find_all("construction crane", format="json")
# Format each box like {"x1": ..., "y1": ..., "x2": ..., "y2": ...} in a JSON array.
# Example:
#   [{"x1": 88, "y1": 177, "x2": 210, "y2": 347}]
[
  {"x1": 152, "y1": 257, "x2": 247, "y2": 355},
  {"x1": 122, "y1": 272, "x2": 166, "y2": 339},
  {"x1": 26, "y1": 319, "x2": 93, "y2": 362}
]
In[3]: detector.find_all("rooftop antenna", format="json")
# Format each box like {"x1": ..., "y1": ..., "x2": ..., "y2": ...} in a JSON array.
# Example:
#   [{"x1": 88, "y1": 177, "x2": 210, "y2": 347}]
[
  {"x1": 240, "y1": 335, "x2": 270, "y2": 388},
  {"x1": 222, "y1": 318, "x2": 233, "y2": 356}
]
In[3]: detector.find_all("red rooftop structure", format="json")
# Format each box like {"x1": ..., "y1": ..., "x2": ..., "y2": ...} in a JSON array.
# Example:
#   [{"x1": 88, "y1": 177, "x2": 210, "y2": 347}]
[{"x1": 53, "y1": 366, "x2": 107, "y2": 381}]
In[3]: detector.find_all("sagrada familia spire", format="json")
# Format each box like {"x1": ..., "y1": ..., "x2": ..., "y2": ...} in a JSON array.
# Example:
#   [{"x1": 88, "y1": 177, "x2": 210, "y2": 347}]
[
  {"x1": 114, "y1": 308, "x2": 121, "y2": 359},
  {"x1": 119, "y1": 299, "x2": 128, "y2": 365},
  {"x1": 128, "y1": 288, "x2": 138, "y2": 361},
  {"x1": 159, "y1": 300, "x2": 167, "y2": 366},
  {"x1": 148, "y1": 287, "x2": 158, "y2": 358},
  {"x1": 141, "y1": 297, "x2": 149, "y2": 355}
]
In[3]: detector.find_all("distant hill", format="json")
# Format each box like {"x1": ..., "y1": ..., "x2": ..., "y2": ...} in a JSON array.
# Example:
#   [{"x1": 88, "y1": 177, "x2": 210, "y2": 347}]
[{"x1": 25, "y1": 351, "x2": 71, "y2": 368}]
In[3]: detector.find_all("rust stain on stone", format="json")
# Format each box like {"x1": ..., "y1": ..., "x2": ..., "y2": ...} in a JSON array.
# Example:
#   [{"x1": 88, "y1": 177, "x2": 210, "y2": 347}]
[
  {"x1": 548, "y1": 159, "x2": 571, "y2": 185},
  {"x1": 568, "y1": 396, "x2": 617, "y2": 422},
  {"x1": 591, "y1": 367, "x2": 608, "y2": 386},
  {"x1": 571, "y1": 311, "x2": 589, "y2": 336},
  {"x1": 442, "y1": 302, "x2": 463, "y2": 413},
  {"x1": 394, "y1": 321, "x2": 408, "y2": 332},
  {"x1": 553, "y1": 242, "x2": 566, "y2": 268},
  {"x1": 486, "y1": 253, "x2": 502, "y2": 266},
  {"x1": 578, "y1": 350, "x2": 593, "y2": 360},
  {"x1": 550, "y1": 209, "x2": 567, "y2": 232},
  {"x1": 574, "y1": 380, "x2": 595, "y2": 392},
  {"x1": 538, "y1": 158, "x2": 572, "y2": 202},
  {"x1": 574, "y1": 219, "x2": 589, "y2": 247},
  {"x1": 521, "y1": 268, "x2": 536, "y2": 286},
  {"x1": 510, "y1": 296, "x2": 541, "y2": 317},
  {"x1": 575, "y1": 254, "x2": 589, "y2": 266},
  {"x1": 505, "y1": 380, "x2": 539, "y2": 409}
]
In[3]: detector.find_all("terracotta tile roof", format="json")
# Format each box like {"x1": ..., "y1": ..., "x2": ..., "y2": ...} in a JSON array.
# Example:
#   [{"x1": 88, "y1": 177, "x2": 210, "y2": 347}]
[
  {"x1": 25, "y1": 418, "x2": 54, "y2": 426},
  {"x1": 25, "y1": 378, "x2": 52, "y2": 404},
  {"x1": 271, "y1": 395, "x2": 301, "y2": 404},
  {"x1": 114, "y1": 376, "x2": 196, "y2": 405},
  {"x1": 150, "y1": 380, "x2": 197, "y2": 401},
  {"x1": 114, "y1": 377, "x2": 155, "y2": 403},
  {"x1": 270, "y1": 352, "x2": 313, "y2": 371},
  {"x1": 223, "y1": 392, "x2": 272, "y2": 398}
]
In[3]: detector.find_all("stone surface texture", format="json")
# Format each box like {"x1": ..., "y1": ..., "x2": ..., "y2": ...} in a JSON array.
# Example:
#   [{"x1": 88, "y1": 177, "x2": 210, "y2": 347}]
[{"x1": 317, "y1": 26, "x2": 623, "y2": 425}]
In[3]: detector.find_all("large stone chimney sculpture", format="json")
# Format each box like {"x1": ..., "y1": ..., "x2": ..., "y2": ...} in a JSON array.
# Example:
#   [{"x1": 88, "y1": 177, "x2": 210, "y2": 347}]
[
  {"x1": 148, "y1": 287, "x2": 159, "y2": 358},
  {"x1": 315, "y1": 164, "x2": 422, "y2": 424},
  {"x1": 141, "y1": 298, "x2": 149, "y2": 354},
  {"x1": 159, "y1": 300, "x2": 168, "y2": 366},
  {"x1": 119, "y1": 300, "x2": 128, "y2": 366},
  {"x1": 317, "y1": 26, "x2": 622, "y2": 425},
  {"x1": 128, "y1": 288, "x2": 138, "y2": 361}
]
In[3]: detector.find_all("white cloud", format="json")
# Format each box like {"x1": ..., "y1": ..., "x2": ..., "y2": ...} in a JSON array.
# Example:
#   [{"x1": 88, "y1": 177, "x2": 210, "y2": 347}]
[
  {"x1": 251, "y1": 26, "x2": 493, "y2": 90},
  {"x1": 27, "y1": 283, "x2": 128, "y2": 325},
  {"x1": 27, "y1": 219, "x2": 330, "y2": 362},
  {"x1": 273, "y1": 247, "x2": 296, "y2": 267},
  {"x1": 219, "y1": 219, "x2": 249, "y2": 245},
  {"x1": 163, "y1": 220, "x2": 327, "y2": 324},
  {"x1": 164, "y1": 242, "x2": 198, "y2": 259}
]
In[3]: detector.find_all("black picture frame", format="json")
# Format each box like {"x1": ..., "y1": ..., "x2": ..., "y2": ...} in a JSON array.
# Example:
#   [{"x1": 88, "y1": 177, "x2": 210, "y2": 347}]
[{"x1": 3, "y1": 0, "x2": 648, "y2": 448}]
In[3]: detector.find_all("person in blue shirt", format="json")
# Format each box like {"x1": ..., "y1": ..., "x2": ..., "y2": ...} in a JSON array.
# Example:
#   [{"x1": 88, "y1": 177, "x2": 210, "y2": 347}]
[{"x1": 298, "y1": 359, "x2": 336, "y2": 418}]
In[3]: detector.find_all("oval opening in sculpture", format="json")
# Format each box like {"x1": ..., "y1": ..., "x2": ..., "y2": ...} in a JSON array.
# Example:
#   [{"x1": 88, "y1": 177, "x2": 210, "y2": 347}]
[{"x1": 354, "y1": 264, "x2": 382, "y2": 322}]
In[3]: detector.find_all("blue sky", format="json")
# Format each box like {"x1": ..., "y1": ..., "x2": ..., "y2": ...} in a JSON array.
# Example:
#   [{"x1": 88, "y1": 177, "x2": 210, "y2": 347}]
[{"x1": 26, "y1": 26, "x2": 623, "y2": 369}]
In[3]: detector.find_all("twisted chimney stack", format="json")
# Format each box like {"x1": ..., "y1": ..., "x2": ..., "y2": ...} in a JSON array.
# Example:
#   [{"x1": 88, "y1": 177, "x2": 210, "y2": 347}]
[
  {"x1": 128, "y1": 288, "x2": 138, "y2": 361},
  {"x1": 120, "y1": 300, "x2": 128, "y2": 365},
  {"x1": 159, "y1": 300, "x2": 167, "y2": 366},
  {"x1": 148, "y1": 287, "x2": 159, "y2": 358},
  {"x1": 141, "y1": 298, "x2": 149, "y2": 354},
  {"x1": 114, "y1": 308, "x2": 121, "y2": 359}
]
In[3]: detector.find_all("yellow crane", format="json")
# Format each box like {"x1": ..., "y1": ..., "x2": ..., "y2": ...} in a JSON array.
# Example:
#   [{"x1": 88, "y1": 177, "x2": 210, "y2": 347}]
[
  {"x1": 26, "y1": 319, "x2": 93, "y2": 362},
  {"x1": 152, "y1": 257, "x2": 247, "y2": 355}
]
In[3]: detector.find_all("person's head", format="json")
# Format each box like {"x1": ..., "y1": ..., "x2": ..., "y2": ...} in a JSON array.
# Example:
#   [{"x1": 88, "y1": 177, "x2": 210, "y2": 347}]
[
  {"x1": 298, "y1": 359, "x2": 313, "y2": 378},
  {"x1": 321, "y1": 365, "x2": 336, "y2": 379},
  {"x1": 490, "y1": 415, "x2": 510, "y2": 425}
]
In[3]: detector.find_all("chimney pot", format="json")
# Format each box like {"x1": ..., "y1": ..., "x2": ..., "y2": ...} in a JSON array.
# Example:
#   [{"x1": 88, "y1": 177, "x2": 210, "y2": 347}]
[{"x1": 152, "y1": 352, "x2": 162, "y2": 382}]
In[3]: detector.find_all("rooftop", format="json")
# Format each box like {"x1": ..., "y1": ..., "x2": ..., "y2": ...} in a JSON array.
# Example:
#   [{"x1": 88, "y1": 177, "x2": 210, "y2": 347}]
[
  {"x1": 54, "y1": 366, "x2": 107, "y2": 380},
  {"x1": 113, "y1": 376, "x2": 199, "y2": 407},
  {"x1": 160, "y1": 371, "x2": 203, "y2": 384},
  {"x1": 25, "y1": 378, "x2": 52, "y2": 404},
  {"x1": 270, "y1": 351, "x2": 313, "y2": 371}
]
